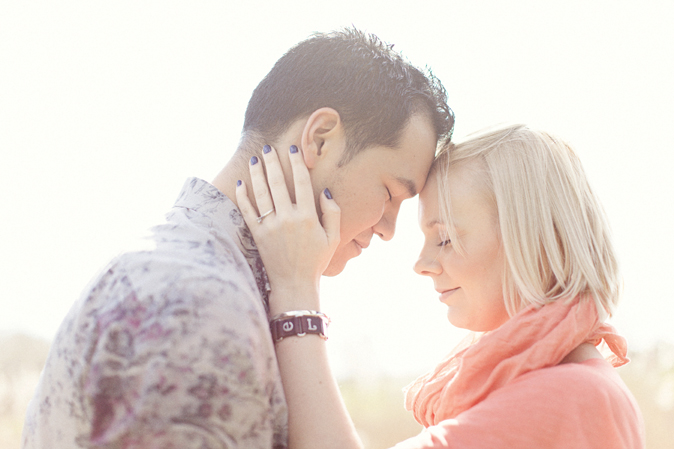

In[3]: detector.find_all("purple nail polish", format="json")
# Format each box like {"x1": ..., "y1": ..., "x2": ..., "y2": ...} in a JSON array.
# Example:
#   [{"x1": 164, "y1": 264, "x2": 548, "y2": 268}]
[
  {"x1": 237, "y1": 180, "x2": 242, "y2": 187},
  {"x1": 250, "y1": 156, "x2": 258, "y2": 165},
  {"x1": 263, "y1": 145, "x2": 271, "y2": 154},
  {"x1": 289, "y1": 145, "x2": 298, "y2": 154},
  {"x1": 323, "y1": 188, "x2": 332, "y2": 200}
]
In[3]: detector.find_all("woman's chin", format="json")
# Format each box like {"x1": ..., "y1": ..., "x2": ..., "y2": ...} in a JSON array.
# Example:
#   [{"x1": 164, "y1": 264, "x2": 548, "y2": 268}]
[
  {"x1": 446, "y1": 309, "x2": 471, "y2": 330},
  {"x1": 446, "y1": 309, "x2": 502, "y2": 332}
]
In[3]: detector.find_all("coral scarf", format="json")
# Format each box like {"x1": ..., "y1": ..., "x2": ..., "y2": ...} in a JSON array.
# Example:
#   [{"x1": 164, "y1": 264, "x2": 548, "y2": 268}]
[{"x1": 404, "y1": 296, "x2": 629, "y2": 427}]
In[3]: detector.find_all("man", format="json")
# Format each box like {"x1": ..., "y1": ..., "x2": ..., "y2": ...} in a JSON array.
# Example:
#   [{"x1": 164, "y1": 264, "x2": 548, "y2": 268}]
[{"x1": 23, "y1": 28, "x2": 453, "y2": 449}]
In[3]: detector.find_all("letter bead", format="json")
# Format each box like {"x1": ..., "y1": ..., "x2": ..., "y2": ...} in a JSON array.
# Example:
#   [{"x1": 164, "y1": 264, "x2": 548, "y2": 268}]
[{"x1": 269, "y1": 311, "x2": 330, "y2": 342}]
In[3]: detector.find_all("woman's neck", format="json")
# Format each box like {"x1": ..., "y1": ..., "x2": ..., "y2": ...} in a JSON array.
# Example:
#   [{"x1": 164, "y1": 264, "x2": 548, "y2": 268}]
[{"x1": 559, "y1": 342, "x2": 603, "y2": 364}]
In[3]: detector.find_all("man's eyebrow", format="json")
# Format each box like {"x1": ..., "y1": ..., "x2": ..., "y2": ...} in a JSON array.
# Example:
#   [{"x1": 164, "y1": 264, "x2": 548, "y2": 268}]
[{"x1": 395, "y1": 177, "x2": 418, "y2": 198}]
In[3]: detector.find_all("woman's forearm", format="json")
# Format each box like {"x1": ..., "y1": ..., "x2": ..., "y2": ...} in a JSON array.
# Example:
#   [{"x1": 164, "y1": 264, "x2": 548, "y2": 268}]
[{"x1": 272, "y1": 292, "x2": 363, "y2": 449}]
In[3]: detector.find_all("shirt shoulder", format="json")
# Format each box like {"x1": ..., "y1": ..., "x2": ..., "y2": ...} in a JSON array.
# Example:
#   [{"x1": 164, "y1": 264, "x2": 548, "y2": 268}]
[
  {"x1": 510, "y1": 358, "x2": 634, "y2": 402},
  {"x1": 24, "y1": 242, "x2": 286, "y2": 448}
]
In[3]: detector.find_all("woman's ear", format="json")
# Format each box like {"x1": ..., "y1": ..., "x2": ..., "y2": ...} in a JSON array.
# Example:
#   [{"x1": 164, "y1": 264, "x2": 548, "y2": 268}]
[{"x1": 300, "y1": 107, "x2": 343, "y2": 169}]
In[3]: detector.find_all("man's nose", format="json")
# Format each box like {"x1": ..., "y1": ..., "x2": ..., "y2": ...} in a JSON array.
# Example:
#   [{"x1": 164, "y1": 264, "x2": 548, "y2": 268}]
[{"x1": 372, "y1": 203, "x2": 401, "y2": 241}]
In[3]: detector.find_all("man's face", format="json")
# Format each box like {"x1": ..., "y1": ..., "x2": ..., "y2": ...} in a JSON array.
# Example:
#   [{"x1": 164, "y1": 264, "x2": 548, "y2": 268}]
[{"x1": 314, "y1": 114, "x2": 437, "y2": 276}]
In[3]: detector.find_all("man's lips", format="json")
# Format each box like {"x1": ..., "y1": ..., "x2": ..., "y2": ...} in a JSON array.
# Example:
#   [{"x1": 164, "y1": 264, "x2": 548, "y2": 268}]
[{"x1": 355, "y1": 240, "x2": 370, "y2": 249}]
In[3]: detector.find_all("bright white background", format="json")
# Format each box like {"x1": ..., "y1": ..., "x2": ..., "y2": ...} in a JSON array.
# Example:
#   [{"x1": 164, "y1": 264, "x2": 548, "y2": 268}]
[{"x1": 1, "y1": 1, "x2": 673, "y2": 379}]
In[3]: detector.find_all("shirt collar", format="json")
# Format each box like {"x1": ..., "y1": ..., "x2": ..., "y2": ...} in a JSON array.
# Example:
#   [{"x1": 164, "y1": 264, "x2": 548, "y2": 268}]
[{"x1": 173, "y1": 177, "x2": 271, "y2": 310}]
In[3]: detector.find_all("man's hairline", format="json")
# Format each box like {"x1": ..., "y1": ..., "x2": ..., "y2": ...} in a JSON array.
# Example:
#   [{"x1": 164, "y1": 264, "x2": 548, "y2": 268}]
[
  {"x1": 239, "y1": 107, "x2": 437, "y2": 184},
  {"x1": 338, "y1": 106, "x2": 437, "y2": 165}
]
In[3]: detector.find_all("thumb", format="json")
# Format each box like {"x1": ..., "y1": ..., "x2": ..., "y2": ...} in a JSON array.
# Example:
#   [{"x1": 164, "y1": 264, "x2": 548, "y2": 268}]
[{"x1": 319, "y1": 188, "x2": 340, "y2": 248}]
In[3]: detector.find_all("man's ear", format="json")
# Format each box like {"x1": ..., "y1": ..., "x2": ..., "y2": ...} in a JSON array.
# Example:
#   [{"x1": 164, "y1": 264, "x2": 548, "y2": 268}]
[{"x1": 300, "y1": 107, "x2": 343, "y2": 169}]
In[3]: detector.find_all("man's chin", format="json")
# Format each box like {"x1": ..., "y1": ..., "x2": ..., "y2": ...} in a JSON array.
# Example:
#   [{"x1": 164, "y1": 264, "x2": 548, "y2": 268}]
[
  {"x1": 322, "y1": 243, "x2": 363, "y2": 276},
  {"x1": 322, "y1": 255, "x2": 349, "y2": 277}
]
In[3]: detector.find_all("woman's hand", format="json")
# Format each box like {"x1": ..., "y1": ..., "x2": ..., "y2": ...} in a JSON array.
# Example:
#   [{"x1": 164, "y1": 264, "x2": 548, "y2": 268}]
[
  {"x1": 235, "y1": 144, "x2": 340, "y2": 313},
  {"x1": 237, "y1": 146, "x2": 363, "y2": 449}
]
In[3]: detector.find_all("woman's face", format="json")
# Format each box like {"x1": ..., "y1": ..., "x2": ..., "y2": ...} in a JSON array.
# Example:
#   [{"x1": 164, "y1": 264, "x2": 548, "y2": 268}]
[{"x1": 414, "y1": 163, "x2": 510, "y2": 332}]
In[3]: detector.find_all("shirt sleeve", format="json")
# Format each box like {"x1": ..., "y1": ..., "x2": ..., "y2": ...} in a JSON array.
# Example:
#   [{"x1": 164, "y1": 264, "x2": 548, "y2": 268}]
[
  {"x1": 391, "y1": 362, "x2": 643, "y2": 449},
  {"x1": 81, "y1": 275, "x2": 286, "y2": 449}
]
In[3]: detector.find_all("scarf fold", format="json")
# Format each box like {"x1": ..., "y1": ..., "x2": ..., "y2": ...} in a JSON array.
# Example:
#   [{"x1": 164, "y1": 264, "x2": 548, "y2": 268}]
[{"x1": 404, "y1": 296, "x2": 629, "y2": 428}]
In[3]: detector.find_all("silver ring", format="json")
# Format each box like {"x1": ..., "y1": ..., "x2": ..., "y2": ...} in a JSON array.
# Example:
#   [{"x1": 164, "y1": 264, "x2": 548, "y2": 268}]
[{"x1": 256, "y1": 208, "x2": 275, "y2": 223}]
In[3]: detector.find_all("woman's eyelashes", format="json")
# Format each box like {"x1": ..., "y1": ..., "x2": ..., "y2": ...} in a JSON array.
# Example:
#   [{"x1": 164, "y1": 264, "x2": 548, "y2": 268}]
[{"x1": 437, "y1": 232, "x2": 451, "y2": 247}]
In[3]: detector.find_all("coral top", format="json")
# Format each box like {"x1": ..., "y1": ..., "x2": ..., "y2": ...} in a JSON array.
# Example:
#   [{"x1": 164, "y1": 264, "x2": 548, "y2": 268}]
[
  {"x1": 396, "y1": 297, "x2": 645, "y2": 448},
  {"x1": 394, "y1": 357, "x2": 643, "y2": 448}
]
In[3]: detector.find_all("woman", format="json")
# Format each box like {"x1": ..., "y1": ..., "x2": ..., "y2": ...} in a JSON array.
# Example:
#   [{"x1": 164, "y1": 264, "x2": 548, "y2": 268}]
[{"x1": 235, "y1": 124, "x2": 645, "y2": 448}]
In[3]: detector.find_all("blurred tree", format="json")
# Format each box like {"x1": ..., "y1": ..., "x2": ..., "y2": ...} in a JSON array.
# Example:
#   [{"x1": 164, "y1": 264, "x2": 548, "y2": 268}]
[
  {"x1": 0, "y1": 333, "x2": 50, "y2": 449},
  {"x1": 619, "y1": 341, "x2": 674, "y2": 449},
  {"x1": 2, "y1": 334, "x2": 673, "y2": 449}
]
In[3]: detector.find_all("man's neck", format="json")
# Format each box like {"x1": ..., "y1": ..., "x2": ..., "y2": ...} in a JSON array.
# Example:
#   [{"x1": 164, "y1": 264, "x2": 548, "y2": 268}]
[
  {"x1": 211, "y1": 142, "x2": 299, "y2": 208},
  {"x1": 211, "y1": 151, "x2": 250, "y2": 206}
]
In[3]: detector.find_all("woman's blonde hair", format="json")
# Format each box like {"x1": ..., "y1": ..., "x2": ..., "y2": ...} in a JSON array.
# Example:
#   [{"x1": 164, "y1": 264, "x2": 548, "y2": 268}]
[{"x1": 434, "y1": 124, "x2": 620, "y2": 320}]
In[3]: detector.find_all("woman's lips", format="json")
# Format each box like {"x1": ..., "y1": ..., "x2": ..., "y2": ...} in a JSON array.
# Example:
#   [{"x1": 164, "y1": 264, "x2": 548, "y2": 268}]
[{"x1": 439, "y1": 288, "x2": 459, "y2": 303}]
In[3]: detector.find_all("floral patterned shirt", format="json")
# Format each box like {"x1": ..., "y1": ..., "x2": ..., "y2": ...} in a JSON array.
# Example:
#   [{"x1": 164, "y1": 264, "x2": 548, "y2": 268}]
[{"x1": 22, "y1": 178, "x2": 288, "y2": 449}]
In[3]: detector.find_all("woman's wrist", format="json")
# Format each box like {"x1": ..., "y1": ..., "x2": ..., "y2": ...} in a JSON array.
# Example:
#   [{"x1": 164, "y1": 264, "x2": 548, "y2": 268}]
[
  {"x1": 268, "y1": 284, "x2": 321, "y2": 317},
  {"x1": 269, "y1": 310, "x2": 330, "y2": 342}
]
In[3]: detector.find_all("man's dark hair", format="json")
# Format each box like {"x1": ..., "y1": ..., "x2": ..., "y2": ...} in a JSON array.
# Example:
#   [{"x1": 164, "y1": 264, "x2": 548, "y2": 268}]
[{"x1": 243, "y1": 28, "x2": 454, "y2": 165}]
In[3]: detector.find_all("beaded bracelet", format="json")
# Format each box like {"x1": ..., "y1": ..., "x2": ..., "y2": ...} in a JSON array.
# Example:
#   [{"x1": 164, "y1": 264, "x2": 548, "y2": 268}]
[{"x1": 269, "y1": 310, "x2": 330, "y2": 342}]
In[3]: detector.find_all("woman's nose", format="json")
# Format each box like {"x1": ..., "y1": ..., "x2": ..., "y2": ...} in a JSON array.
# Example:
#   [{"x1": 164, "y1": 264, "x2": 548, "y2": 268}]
[{"x1": 413, "y1": 251, "x2": 441, "y2": 276}]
